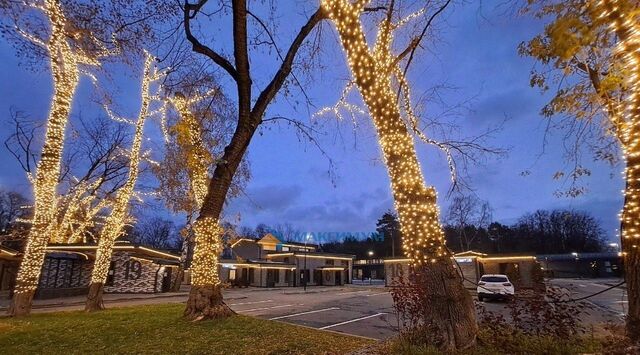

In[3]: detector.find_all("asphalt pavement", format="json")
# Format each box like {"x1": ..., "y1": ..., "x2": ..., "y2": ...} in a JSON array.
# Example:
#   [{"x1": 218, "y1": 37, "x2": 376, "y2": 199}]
[{"x1": 0, "y1": 278, "x2": 627, "y2": 340}]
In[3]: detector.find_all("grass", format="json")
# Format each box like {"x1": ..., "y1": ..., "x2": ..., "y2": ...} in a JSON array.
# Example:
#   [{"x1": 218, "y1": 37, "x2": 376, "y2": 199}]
[
  {"x1": 379, "y1": 329, "x2": 606, "y2": 355},
  {"x1": 0, "y1": 304, "x2": 374, "y2": 355}
]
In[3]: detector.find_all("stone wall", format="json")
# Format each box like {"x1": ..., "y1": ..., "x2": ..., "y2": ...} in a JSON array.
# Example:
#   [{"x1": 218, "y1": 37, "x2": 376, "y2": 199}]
[{"x1": 103, "y1": 252, "x2": 163, "y2": 293}]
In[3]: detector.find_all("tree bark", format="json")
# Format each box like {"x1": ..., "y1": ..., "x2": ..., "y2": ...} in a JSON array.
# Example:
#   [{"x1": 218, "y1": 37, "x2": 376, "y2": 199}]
[
  {"x1": 85, "y1": 282, "x2": 105, "y2": 312},
  {"x1": 184, "y1": 285, "x2": 233, "y2": 320},
  {"x1": 7, "y1": 289, "x2": 35, "y2": 317},
  {"x1": 413, "y1": 262, "x2": 478, "y2": 349}
]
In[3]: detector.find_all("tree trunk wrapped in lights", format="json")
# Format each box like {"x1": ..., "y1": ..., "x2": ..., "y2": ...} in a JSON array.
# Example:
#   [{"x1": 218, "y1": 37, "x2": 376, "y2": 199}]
[
  {"x1": 165, "y1": 92, "x2": 215, "y2": 292},
  {"x1": 598, "y1": 0, "x2": 640, "y2": 341},
  {"x1": 321, "y1": 0, "x2": 477, "y2": 350},
  {"x1": 8, "y1": 0, "x2": 85, "y2": 317},
  {"x1": 181, "y1": 0, "x2": 324, "y2": 320},
  {"x1": 85, "y1": 54, "x2": 155, "y2": 312}
]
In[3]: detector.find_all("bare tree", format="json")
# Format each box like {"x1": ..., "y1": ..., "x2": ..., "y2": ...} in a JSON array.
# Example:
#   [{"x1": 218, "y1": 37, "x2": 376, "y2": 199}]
[
  {"x1": 181, "y1": 0, "x2": 326, "y2": 320},
  {"x1": 446, "y1": 195, "x2": 492, "y2": 251}
]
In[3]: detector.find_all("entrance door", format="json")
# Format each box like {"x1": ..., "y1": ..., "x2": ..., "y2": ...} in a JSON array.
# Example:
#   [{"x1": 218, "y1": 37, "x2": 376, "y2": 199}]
[
  {"x1": 266, "y1": 269, "x2": 276, "y2": 287},
  {"x1": 161, "y1": 267, "x2": 173, "y2": 292},
  {"x1": 335, "y1": 271, "x2": 342, "y2": 286},
  {"x1": 313, "y1": 270, "x2": 323, "y2": 286}
]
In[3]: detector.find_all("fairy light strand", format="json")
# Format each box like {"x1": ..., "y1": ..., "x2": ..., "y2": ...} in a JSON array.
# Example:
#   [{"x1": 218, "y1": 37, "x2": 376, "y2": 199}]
[
  {"x1": 90, "y1": 53, "x2": 158, "y2": 286},
  {"x1": 597, "y1": 0, "x2": 640, "y2": 250},
  {"x1": 13, "y1": 0, "x2": 96, "y2": 295},
  {"x1": 321, "y1": 0, "x2": 450, "y2": 265}
]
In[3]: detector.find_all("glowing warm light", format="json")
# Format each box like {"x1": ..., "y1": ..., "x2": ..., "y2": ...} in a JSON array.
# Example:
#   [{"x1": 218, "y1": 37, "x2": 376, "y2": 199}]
[
  {"x1": 597, "y1": 0, "x2": 640, "y2": 249},
  {"x1": 90, "y1": 53, "x2": 159, "y2": 286},
  {"x1": 166, "y1": 92, "x2": 213, "y2": 209},
  {"x1": 13, "y1": 0, "x2": 100, "y2": 296},
  {"x1": 190, "y1": 216, "x2": 223, "y2": 286},
  {"x1": 321, "y1": 0, "x2": 449, "y2": 265}
]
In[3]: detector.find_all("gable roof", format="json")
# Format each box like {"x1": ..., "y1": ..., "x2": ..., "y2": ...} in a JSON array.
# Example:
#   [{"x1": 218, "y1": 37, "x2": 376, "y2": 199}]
[{"x1": 257, "y1": 233, "x2": 282, "y2": 245}]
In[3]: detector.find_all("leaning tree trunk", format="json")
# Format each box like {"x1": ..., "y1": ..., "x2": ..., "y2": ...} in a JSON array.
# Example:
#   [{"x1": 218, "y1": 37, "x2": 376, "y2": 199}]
[
  {"x1": 8, "y1": 9, "x2": 81, "y2": 315},
  {"x1": 322, "y1": 0, "x2": 477, "y2": 350}
]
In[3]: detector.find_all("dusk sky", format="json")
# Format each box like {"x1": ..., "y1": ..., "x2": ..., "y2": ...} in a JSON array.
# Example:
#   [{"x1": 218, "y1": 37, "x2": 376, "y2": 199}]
[{"x1": 0, "y1": 2, "x2": 624, "y2": 243}]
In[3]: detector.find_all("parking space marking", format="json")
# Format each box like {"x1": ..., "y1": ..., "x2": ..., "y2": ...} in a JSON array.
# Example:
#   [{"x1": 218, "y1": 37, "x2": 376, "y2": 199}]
[
  {"x1": 229, "y1": 300, "x2": 273, "y2": 306},
  {"x1": 319, "y1": 312, "x2": 387, "y2": 330},
  {"x1": 337, "y1": 290, "x2": 369, "y2": 296},
  {"x1": 240, "y1": 304, "x2": 295, "y2": 312},
  {"x1": 365, "y1": 293, "x2": 388, "y2": 297},
  {"x1": 269, "y1": 307, "x2": 340, "y2": 320}
]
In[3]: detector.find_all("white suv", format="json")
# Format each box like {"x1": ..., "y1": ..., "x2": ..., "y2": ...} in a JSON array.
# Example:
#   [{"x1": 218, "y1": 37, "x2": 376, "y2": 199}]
[{"x1": 477, "y1": 274, "x2": 515, "y2": 301}]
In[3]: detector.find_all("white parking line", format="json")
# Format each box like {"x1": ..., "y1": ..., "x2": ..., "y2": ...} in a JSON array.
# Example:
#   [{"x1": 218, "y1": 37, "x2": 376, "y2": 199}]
[
  {"x1": 365, "y1": 293, "x2": 388, "y2": 297},
  {"x1": 337, "y1": 290, "x2": 369, "y2": 296},
  {"x1": 269, "y1": 307, "x2": 340, "y2": 320},
  {"x1": 319, "y1": 313, "x2": 387, "y2": 330},
  {"x1": 228, "y1": 300, "x2": 273, "y2": 306},
  {"x1": 240, "y1": 304, "x2": 294, "y2": 312}
]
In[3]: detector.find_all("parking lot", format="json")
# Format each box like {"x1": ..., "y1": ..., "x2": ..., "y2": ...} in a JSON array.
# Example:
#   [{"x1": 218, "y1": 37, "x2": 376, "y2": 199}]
[
  {"x1": 225, "y1": 278, "x2": 627, "y2": 339},
  {"x1": 225, "y1": 287, "x2": 397, "y2": 340},
  {"x1": 2, "y1": 278, "x2": 626, "y2": 340}
]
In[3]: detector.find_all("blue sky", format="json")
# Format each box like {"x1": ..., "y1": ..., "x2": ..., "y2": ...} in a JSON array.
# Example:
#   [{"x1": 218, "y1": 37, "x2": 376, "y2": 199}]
[{"x1": 0, "y1": 2, "x2": 624, "y2": 243}]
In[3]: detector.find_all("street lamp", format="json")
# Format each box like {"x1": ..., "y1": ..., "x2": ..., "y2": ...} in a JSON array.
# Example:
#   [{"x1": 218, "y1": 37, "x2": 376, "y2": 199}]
[
  {"x1": 571, "y1": 252, "x2": 579, "y2": 278},
  {"x1": 367, "y1": 250, "x2": 374, "y2": 284},
  {"x1": 303, "y1": 233, "x2": 312, "y2": 291}
]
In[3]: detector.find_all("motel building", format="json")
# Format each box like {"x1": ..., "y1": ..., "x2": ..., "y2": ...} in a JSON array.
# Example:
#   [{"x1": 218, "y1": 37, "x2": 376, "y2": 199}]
[
  {"x1": 216, "y1": 233, "x2": 354, "y2": 288},
  {"x1": 0, "y1": 241, "x2": 182, "y2": 300},
  {"x1": 383, "y1": 251, "x2": 541, "y2": 289}
]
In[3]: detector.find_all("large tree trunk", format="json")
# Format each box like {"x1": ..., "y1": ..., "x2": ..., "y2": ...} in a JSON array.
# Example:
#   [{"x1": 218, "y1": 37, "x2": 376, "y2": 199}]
[
  {"x1": 8, "y1": 15, "x2": 81, "y2": 315},
  {"x1": 85, "y1": 282, "x2": 105, "y2": 312},
  {"x1": 182, "y1": 0, "x2": 324, "y2": 320},
  {"x1": 622, "y1": 158, "x2": 640, "y2": 341},
  {"x1": 322, "y1": 1, "x2": 477, "y2": 350},
  {"x1": 599, "y1": 0, "x2": 640, "y2": 342},
  {"x1": 182, "y1": 117, "x2": 253, "y2": 320},
  {"x1": 184, "y1": 284, "x2": 233, "y2": 320},
  {"x1": 7, "y1": 290, "x2": 36, "y2": 317}
]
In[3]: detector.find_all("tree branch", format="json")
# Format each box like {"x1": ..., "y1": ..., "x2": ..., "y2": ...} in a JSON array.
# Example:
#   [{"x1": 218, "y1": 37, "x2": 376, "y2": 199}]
[
  {"x1": 252, "y1": 7, "x2": 326, "y2": 120},
  {"x1": 183, "y1": 0, "x2": 239, "y2": 82}
]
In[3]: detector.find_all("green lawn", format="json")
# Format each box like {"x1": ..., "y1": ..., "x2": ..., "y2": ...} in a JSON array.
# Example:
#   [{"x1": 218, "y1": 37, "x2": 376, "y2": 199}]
[{"x1": 0, "y1": 304, "x2": 374, "y2": 354}]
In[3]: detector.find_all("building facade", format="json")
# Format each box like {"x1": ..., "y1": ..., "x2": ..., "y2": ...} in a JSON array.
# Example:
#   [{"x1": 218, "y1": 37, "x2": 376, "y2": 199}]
[
  {"x1": 383, "y1": 251, "x2": 541, "y2": 289},
  {"x1": 217, "y1": 234, "x2": 354, "y2": 287},
  {"x1": 1, "y1": 242, "x2": 181, "y2": 299}
]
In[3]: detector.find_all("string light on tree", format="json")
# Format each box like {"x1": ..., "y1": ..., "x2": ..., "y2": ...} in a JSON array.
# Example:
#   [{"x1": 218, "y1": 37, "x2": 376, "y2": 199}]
[
  {"x1": 9, "y1": 0, "x2": 105, "y2": 316},
  {"x1": 321, "y1": 1, "x2": 478, "y2": 349},
  {"x1": 86, "y1": 52, "x2": 163, "y2": 311},
  {"x1": 320, "y1": 0, "x2": 450, "y2": 265}
]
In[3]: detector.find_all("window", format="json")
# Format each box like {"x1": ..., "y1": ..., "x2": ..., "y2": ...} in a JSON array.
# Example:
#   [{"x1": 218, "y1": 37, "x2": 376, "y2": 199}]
[
  {"x1": 285, "y1": 270, "x2": 292, "y2": 283},
  {"x1": 341, "y1": 260, "x2": 348, "y2": 266},
  {"x1": 229, "y1": 269, "x2": 236, "y2": 280},
  {"x1": 480, "y1": 276, "x2": 508, "y2": 283},
  {"x1": 249, "y1": 268, "x2": 255, "y2": 283},
  {"x1": 274, "y1": 269, "x2": 280, "y2": 283},
  {"x1": 283, "y1": 257, "x2": 290, "y2": 263},
  {"x1": 282, "y1": 246, "x2": 289, "y2": 251},
  {"x1": 325, "y1": 259, "x2": 334, "y2": 265}
]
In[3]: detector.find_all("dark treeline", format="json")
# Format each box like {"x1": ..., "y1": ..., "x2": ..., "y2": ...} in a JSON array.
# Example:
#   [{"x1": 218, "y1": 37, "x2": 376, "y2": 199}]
[{"x1": 319, "y1": 209, "x2": 609, "y2": 258}]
